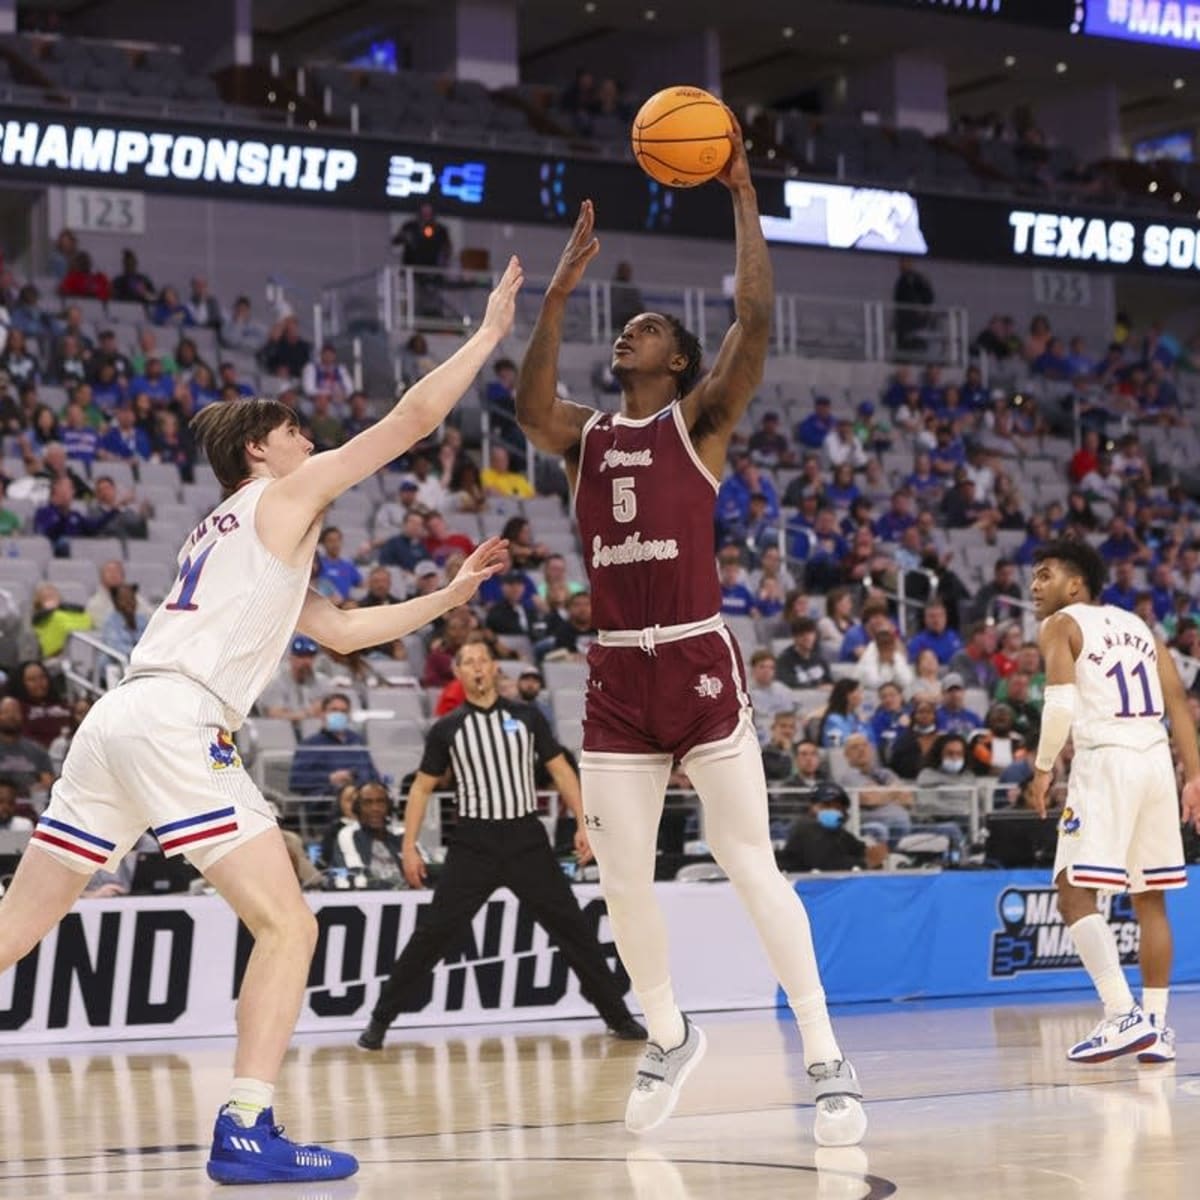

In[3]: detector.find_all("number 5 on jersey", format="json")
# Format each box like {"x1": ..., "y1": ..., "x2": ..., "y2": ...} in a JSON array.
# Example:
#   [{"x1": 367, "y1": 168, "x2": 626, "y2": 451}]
[{"x1": 612, "y1": 476, "x2": 637, "y2": 524}]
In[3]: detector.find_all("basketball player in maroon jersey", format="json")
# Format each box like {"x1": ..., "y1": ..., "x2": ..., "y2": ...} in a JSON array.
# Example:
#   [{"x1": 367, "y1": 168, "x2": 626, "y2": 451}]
[{"x1": 515, "y1": 116, "x2": 865, "y2": 1146}]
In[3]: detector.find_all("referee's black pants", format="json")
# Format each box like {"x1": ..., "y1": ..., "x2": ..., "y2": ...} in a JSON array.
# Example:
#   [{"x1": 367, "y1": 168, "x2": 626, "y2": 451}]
[{"x1": 372, "y1": 815, "x2": 633, "y2": 1027}]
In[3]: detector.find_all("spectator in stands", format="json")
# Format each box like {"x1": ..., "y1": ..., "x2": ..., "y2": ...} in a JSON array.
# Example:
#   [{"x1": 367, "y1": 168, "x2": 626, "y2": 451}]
[
  {"x1": 718, "y1": 551, "x2": 758, "y2": 617},
  {"x1": 911, "y1": 647, "x2": 942, "y2": 694},
  {"x1": 89, "y1": 360, "x2": 126, "y2": 413},
  {"x1": 0, "y1": 696, "x2": 53, "y2": 801},
  {"x1": 1023, "y1": 314, "x2": 1052, "y2": 363},
  {"x1": 905, "y1": 449, "x2": 941, "y2": 503},
  {"x1": 816, "y1": 587, "x2": 854, "y2": 661},
  {"x1": 0, "y1": 776, "x2": 33, "y2": 833},
  {"x1": 216, "y1": 361, "x2": 253, "y2": 399},
  {"x1": 746, "y1": 651, "x2": 794, "y2": 740},
  {"x1": 449, "y1": 458, "x2": 487, "y2": 513},
  {"x1": 486, "y1": 570, "x2": 540, "y2": 638},
  {"x1": 837, "y1": 598, "x2": 890, "y2": 664},
  {"x1": 969, "y1": 704, "x2": 1028, "y2": 778},
  {"x1": 748, "y1": 410, "x2": 792, "y2": 469},
  {"x1": 796, "y1": 395, "x2": 835, "y2": 450},
  {"x1": 760, "y1": 710, "x2": 800, "y2": 782},
  {"x1": 424, "y1": 511, "x2": 474, "y2": 565},
  {"x1": 893, "y1": 257, "x2": 935, "y2": 353},
  {"x1": 936, "y1": 674, "x2": 982, "y2": 736},
  {"x1": 371, "y1": 479, "x2": 422, "y2": 546},
  {"x1": 91, "y1": 329, "x2": 131, "y2": 382},
  {"x1": 929, "y1": 424, "x2": 966, "y2": 478},
  {"x1": 1069, "y1": 429, "x2": 1101, "y2": 484},
  {"x1": 342, "y1": 390, "x2": 375, "y2": 440},
  {"x1": 399, "y1": 332, "x2": 439, "y2": 388},
  {"x1": 59, "y1": 252, "x2": 110, "y2": 302},
  {"x1": 874, "y1": 489, "x2": 916, "y2": 545},
  {"x1": 948, "y1": 621, "x2": 1000, "y2": 694},
  {"x1": 420, "y1": 609, "x2": 473, "y2": 691},
  {"x1": 835, "y1": 733, "x2": 914, "y2": 841},
  {"x1": 888, "y1": 694, "x2": 941, "y2": 780},
  {"x1": 304, "y1": 390, "x2": 344, "y2": 452},
  {"x1": 1078, "y1": 452, "x2": 1121, "y2": 508},
  {"x1": 48, "y1": 229, "x2": 79, "y2": 280},
  {"x1": 183, "y1": 276, "x2": 221, "y2": 329},
  {"x1": 914, "y1": 733, "x2": 977, "y2": 824},
  {"x1": 394, "y1": 200, "x2": 452, "y2": 270},
  {"x1": 33, "y1": 441, "x2": 91, "y2": 500},
  {"x1": 97, "y1": 401, "x2": 153, "y2": 462},
  {"x1": 101, "y1": 582, "x2": 149, "y2": 659},
  {"x1": 111, "y1": 249, "x2": 156, "y2": 304},
  {"x1": 150, "y1": 284, "x2": 191, "y2": 328},
  {"x1": 716, "y1": 455, "x2": 780, "y2": 540},
  {"x1": 858, "y1": 626, "x2": 914, "y2": 694},
  {"x1": 60, "y1": 403, "x2": 99, "y2": 471},
  {"x1": 790, "y1": 739, "x2": 828, "y2": 789},
  {"x1": 1099, "y1": 559, "x2": 1137, "y2": 611},
  {"x1": 127, "y1": 355, "x2": 174, "y2": 405},
  {"x1": 10, "y1": 285, "x2": 52, "y2": 343},
  {"x1": 823, "y1": 417, "x2": 867, "y2": 472},
  {"x1": 34, "y1": 476, "x2": 113, "y2": 555},
  {"x1": 289, "y1": 693, "x2": 379, "y2": 796},
  {"x1": 262, "y1": 315, "x2": 311, "y2": 378},
  {"x1": 85, "y1": 559, "x2": 149, "y2": 628},
  {"x1": 316, "y1": 527, "x2": 363, "y2": 600},
  {"x1": 153, "y1": 411, "x2": 196, "y2": 482},
  {"x1": 1098, "y1": 515, "x2": 1148, "y2": 565},
  {"x1": 779, "y1": 780, "x2": 888, "y2": 872},
  {"x1": 216, "y1": 296, "x2": 264, "y2": 355},
  {"x1": 481, "y1": 445, "x2": 533, "y2": 499},
  {"x1": 818, "y1": 679, "x2": 873, "y2": 749},
  {"x1": 13, "y1": 661, "x2": 71, "y2": 749},
  {"x1": 869, "y1": 681, "x2": 909, "y2": 765},
  {"x1": 379, "y1": 510, "x2": 429, "y2": 571},
  {"x1": 0, "y1": 477, "x2": 20, "y2": 536},
  {"x1": 329, "y1": 781, "x2": 404, "y2": 882},
  {"x1": 31, "y1": 582, "x2": 91, "y2": 658},
  {"x1": 302, "y1": 343, "x2": 354, "y2": 403},
  {"x1": 484, "y1": 358, "x2": 524, "y2": 469},
  {"x1": 259, "y1": 635, "x2": 326, "y2": 725},
  {"x1": 0, "y1": 329, "x2": 38, "y2": 388},
  {"x1": 516, "y1": 665, "x2": 555, "y2": 727},
  {"x1": 502, "y1": 516, "x2": 547, "y2": 573},
  {"x1": 49, "y1": 333, "x2": 87, "y2": 389},
  {"x1": 88, "y1": 475, "x2": 149, "y2": 541},
  {"x1": 1000, "y1": 671, "x2": 1041, "y2": 744},
  {"x1": 544, "y1": 591, "x2": 595, "y2": 662},
  {"x1": 907, "y1": 601, "x2": 961, "y2": 665},
  {"x1": 969, "y1": 558, "x2": 1022, "y2": 625},
  {"x1": 187, "y1": 363, "x2": 219, "y2": 411}
]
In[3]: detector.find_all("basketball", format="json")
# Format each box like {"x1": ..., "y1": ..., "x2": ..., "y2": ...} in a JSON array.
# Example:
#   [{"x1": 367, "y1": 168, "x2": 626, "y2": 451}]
[{"x1": 631, "y1": 85, "x2": 733, "y2": 188}]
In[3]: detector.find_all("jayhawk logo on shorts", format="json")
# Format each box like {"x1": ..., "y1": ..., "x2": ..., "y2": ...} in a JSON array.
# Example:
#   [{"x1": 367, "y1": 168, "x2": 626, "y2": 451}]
[
  {"x1": 1060, "y1": 806, "x2": 1081, "y2": 837},
  {"x1": 208, "y1": 730, "x2": 242, "y2": 771}
]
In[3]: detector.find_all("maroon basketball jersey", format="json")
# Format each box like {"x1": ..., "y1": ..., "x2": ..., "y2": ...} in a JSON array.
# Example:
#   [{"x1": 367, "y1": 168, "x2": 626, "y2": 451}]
[{"x1": 574, "y1": 401, "x2": 721, "y2": 630}]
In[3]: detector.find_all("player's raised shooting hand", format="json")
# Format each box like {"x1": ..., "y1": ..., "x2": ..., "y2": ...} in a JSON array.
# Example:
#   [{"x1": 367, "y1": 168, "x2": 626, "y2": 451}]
[
  {"x1": 715, "y1": 107, "x2": 752, "y2": 193},
  {"x1": 1182, "y1": 776, "x2": 1200, "y2": 831},
  {"x1": 548, "y1": 200, "x2": 601, "y2": 299},
  {"x1": 447, "y1": 537, "x2": 509, "y2": 603},
  {"x1": 480, "y1": 256, "x2": 523, "y2": 338}
]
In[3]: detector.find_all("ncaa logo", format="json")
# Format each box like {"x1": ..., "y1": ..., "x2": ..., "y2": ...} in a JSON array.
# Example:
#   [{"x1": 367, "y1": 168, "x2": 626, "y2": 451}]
[{"x1": 999, "y1": 889, "x2": 1026, "y2": 925}]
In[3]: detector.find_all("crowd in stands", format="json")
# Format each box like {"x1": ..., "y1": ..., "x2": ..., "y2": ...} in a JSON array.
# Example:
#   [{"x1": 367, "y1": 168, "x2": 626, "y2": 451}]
[{"x1": 2, "y1": 222, "x2": 1200, "y2": 887}]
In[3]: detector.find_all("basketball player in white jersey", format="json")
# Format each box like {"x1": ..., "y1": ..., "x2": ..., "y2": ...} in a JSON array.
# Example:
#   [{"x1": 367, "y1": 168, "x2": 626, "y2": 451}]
[
  {"x1": 1029, "y1": 538, "x2": 1200, "y2": 1064},
  {"x1": 0, "y1": 258, "x2": 522, "y2": 1184}
]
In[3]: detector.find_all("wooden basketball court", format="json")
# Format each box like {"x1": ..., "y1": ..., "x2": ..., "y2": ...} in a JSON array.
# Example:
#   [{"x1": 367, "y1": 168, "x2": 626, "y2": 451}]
[{"x1": 0, "y1": 992, "x2": 1194, "y2": 1198}]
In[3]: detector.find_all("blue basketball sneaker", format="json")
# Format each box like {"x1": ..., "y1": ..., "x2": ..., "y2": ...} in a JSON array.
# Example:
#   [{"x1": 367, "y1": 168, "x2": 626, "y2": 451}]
[
  {"x1": 1067, "y1": 1006, "x2": 1156, "y2": 1064},
  {"x1": 207, "y1": 1106, "x2": 359, "y2": 1184}
]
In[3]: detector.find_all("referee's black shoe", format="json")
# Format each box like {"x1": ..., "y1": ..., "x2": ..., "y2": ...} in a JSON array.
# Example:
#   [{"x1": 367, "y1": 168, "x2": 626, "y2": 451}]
[
  {"x1": 357, "y1": 1017, "x2": 389, "y2": 1051},
  {"x1": 608, "y1": 1016, "x2": 649, "y2": 1040}
]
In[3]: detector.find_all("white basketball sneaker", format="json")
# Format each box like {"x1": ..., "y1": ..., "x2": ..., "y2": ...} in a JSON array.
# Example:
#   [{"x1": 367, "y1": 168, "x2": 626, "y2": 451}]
[
  {"x1": 1067, "y1": 1006, "x2": 1157, "y2": 1064},
  {"x1": 808, "y1": 1059, "x2": 867, "y2": 1147},
  {"x1": 624, "y1": 1015, "x2": 707, "y2": 1134},
  {"x1": 1137, "y1": 1015, "x2": 1176, "y2": 1064}
]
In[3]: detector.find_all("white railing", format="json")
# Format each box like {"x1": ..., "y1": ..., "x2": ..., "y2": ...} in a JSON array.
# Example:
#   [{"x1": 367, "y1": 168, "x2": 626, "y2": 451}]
[{"x1": 317, "y1": 264, "x2": 970, "y2": 367}]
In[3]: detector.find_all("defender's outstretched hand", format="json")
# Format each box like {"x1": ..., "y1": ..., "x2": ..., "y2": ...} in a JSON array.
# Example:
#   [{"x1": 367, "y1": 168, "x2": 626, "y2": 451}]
[
  {"x1": 548, "y1": 201, "x2": 601, "y2": 298},
  {"x1": 716, "y1": 107, "x2": 752, "y2": 192},
  {"x1": 447, "y1": 537, "x2": 510, "y2": 603},
  {"x1": 481, "y1": 257, "x2": 524, "y2": 338}
]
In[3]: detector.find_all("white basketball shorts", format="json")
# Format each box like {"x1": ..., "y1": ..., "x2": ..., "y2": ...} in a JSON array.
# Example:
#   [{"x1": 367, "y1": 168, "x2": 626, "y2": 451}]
[
  {"x1": 1053, "y1": 742, "x2": 1187, "y2": 893},
  {"x1": 33, "y1": 675, "x2": 276, "y2": 875}
]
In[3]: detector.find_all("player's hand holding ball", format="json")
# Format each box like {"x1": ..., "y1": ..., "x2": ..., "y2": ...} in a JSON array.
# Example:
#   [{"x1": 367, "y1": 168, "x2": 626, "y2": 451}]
[
  {"x1": 481, "y1": 256, "x2": 523, "y2": 338},
  {"x1": 631, "y1": 85, "x2": 737, "y2": 188}
]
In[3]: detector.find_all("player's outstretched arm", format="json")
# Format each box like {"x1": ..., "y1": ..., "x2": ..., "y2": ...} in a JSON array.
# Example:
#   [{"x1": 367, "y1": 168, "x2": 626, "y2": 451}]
[
  {"x1": 1030, "y1": 612, "x2": 1080, "y2": 816},
  {"x1": 680, "y1": 112, "x2": 772, "y2": 442},
  {"x1": 1154, "y1": 637, "x2": 1200, "y2": 828},
  {"x1": 515, "y1": 202, "x2": 598, "y2": 456},
  {"x1": 261, "y1": 259, "x2": 522, "y2": 545},
  {"x1": 295, "y1": 537, "x2": 509, "y2": 653}
]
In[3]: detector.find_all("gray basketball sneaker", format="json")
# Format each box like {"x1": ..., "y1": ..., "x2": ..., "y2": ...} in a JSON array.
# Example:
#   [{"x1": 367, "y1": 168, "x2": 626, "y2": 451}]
[
  {"x1": 624, "y1": 1015, "x2": 707, "y2": 1134},
  {"x1": 808, "y1": 1059, "x2": 867, "y2": 1147}
]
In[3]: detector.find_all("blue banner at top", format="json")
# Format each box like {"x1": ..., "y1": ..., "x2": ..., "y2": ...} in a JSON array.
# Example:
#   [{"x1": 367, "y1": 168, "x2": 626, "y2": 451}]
[{"x1": 1085, "y1": 0, "x2": 1200, "y2": 49}]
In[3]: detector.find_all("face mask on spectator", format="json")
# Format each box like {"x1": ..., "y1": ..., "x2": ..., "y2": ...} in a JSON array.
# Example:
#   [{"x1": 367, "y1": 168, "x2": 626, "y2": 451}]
[
  {"x1": 326, "y1": 711, "x2": 350, "y2": 734},
  {"x1": 942, "y1": 757, "x2": 965, "y2": 774},
  {"x1": 816, "y1": 808, "x2": 845, "y2": 829},
  {"x1": 914, "y1": 720, "x2": 936, "y2": 734}
]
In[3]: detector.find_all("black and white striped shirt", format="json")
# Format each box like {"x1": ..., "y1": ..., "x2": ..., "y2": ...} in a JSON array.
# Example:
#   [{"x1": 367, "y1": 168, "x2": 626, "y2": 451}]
[{"x1": 419, "y1": 698, "x2": 563, "y2": 820}]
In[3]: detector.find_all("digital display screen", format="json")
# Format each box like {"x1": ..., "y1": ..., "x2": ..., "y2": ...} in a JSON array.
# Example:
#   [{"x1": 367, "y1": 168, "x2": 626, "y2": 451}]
[
  {"x1": 857, "y1": 0, "x2": 1082, "y2": 31},
  {"x1": 1083, "y1": 0, "x2": 1200, "y2": 48}
]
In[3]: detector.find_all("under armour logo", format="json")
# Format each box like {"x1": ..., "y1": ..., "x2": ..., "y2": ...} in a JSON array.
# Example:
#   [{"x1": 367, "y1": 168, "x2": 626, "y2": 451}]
[{"x1": 584, "y1": 813, "x2": 603, "y2": 830}]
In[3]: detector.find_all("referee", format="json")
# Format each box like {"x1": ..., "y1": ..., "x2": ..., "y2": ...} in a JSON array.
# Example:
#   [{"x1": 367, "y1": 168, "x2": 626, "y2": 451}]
[{"x1": 357, "y1": 639, "x2": 646, "y2": 1048}]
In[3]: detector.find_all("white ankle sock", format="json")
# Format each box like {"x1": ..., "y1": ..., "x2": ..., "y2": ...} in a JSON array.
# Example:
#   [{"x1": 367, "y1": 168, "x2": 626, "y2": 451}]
[
  {"x1": 640, "y1": 981, "x2": 686, "y2": 1049},
  {"x1": 793, "y1": 991, "x2": 842, "y2": 1066},
  {"x1": 1070, "y1": 914, "x2": 1135, "y2": 1018},
  {"x1": 226, "y1": 1077, "x2": 275, "y2": 1127},
  {"x1": 1142, "y1": 987, "x2": 1169, "y2": 1024}
]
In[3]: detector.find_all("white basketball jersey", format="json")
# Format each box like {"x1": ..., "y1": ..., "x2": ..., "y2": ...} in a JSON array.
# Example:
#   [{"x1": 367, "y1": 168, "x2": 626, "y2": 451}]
[
  {"x1": 1058, "y1": 602, "x2": 1168, "y2": 752},
  {"x1": 127, "y1": 478, "x2": 312, "y2": 726}
]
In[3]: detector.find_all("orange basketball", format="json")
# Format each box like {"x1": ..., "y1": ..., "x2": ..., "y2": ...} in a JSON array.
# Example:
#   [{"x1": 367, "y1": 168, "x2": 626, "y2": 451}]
[{"x1": 631, "y1": 85, "x2": 733, "y2": 188}]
